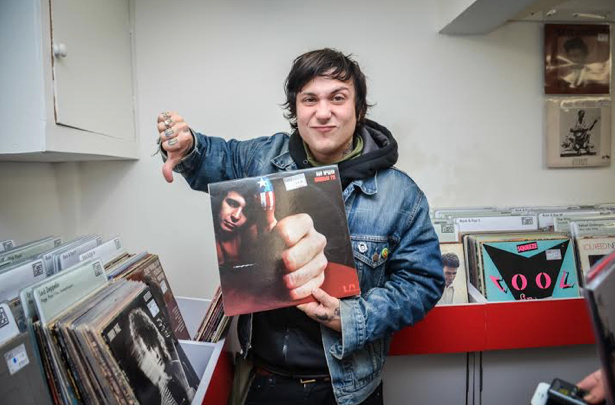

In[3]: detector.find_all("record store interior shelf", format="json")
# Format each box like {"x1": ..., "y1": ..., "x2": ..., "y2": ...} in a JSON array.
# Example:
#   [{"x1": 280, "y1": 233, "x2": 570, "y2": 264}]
[{"x1": 389, "y1": 297, "x2": 595, "y2": 356}]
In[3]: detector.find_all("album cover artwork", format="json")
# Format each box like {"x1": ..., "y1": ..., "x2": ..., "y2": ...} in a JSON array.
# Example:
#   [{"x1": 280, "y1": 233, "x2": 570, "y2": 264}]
[
  {"x1": 546, "y1": 97, "x2": 611, "y2": 168},
  {"x1": 583, "y1": 251, "x2": 615, "y2": 405},
  {"x1": 102, "y1": 287, "x2": 199, "y2": 405},
  {"x1": 436, "y1": 243, "x2": 469, "y2": 306},
  {"x1": 576, "y1": 236, "x2": 615, "y2": 275},
  {"x1": 122, "y1": 254, "x2": 190, "y2": 340},
  {"x1": 545, "y1": 24, "x2": 611, "y2": 95},
  {"x1": 208, "y1": 166, "x2": 360, "y2": 316},
  {"x1": 482, "y1": 238, "x2": 580, "y2": 301}
]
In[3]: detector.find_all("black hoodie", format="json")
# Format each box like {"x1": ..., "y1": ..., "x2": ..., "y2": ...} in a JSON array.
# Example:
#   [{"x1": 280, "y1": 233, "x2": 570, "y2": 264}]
[
  {"x1": 250, "y1": 120, "x2": 401, "y2": 376},
  {"x1": 289, "y1": 119, "x2": 399, "y2": 188}
]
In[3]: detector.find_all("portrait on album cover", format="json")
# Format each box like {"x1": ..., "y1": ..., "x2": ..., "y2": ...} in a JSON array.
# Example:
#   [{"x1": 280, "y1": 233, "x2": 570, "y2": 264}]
[{"x1": 544, "y1": 24, "x2": 611, "y2": 95}]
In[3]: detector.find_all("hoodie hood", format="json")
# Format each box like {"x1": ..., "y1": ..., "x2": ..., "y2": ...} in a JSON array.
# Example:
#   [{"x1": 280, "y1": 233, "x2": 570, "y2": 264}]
[{"x1": 289, "y1": 119, "x2": 399, "y2": 188}]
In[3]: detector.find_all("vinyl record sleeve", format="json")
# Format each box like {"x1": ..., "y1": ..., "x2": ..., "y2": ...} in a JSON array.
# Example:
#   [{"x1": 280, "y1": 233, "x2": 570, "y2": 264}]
[
  {"x1": 74, "y1": 281, "x2": 143, "y2": 404},
  {"x1": 208, "y1": 166, "x2": 360, "y2": 316},
  {"x1": 546, "y1": 97, "x2": 611, "y2": 168},
  {"x1": 576, "y1": 236, "x2": 615, "y2": 276},
  {"x1": 1, "y1": 332, "x2": 52, "y2": 405},
  {"x1": 482, "y1": 238, "x2": 580, "y2": 301},
  {"x1": 583, "y1": 251, "x2": 615, "y2": 405},
  {"x1": 122, "y1": 254, "x2": 190, "y2": 340},
  {"x1": 544, "y1": 24, "x2": 611, "y2": 95},
  {"x1": 102, "y1": 286, "x2": 199, "y2": 405},
  {"x1": 436, "y1": 243, "x2": 469, "y2": 305}
]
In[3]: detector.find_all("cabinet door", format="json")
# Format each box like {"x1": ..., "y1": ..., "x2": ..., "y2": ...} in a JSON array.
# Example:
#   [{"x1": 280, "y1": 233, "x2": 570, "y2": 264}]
[{"x1": 50, "y1": 0, "x2": 134, "y2": 141}]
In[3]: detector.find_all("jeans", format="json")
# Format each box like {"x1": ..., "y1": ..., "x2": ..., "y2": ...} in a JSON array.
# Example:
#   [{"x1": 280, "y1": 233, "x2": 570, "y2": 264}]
[{"x1": 245, "y1": 374, "x2": 384, "y2": 405}]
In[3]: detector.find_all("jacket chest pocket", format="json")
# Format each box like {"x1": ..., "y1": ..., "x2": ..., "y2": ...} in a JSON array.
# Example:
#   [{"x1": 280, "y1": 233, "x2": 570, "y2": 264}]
[{"x1": 351, "y1": 237, "x2": 390, "y2": 291}]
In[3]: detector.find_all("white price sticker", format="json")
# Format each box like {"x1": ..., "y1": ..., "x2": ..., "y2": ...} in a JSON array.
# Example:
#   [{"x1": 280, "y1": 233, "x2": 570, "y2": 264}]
[
  {"x1": 546, "y1": 249, "x2": 562, "y2": 261},
  {"x1": 147, "y1": 299, "x2": 160, "y2": 318},
  {"x1": 4, "y1": 343, "x2": 29, "y2": 375},
  {"x1": 283, "y1": 174, "x2": 307, "y2": 191}
]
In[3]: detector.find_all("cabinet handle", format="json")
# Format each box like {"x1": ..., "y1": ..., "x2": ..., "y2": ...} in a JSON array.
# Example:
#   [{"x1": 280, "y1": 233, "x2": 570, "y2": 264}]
[{"x1": 53, "y1": 43, "x2": 68, "y2": 58}]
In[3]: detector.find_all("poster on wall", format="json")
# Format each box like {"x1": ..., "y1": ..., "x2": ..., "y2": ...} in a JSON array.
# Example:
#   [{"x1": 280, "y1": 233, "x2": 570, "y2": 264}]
[
  {"x1": 546, "y1": 97, "x2": 611, "y2": 168},
  {"x1": 544, "y1": 24, "x2": 611, "y2": 95}
]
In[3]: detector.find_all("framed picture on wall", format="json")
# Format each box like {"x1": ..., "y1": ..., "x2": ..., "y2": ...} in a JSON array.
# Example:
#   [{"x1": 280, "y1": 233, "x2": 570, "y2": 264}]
[
  {"x1": 544, "y1": 24, "x2": 611, "y2": 95},
  {"x1": 546, "y1": 97, "x2": 611, "y2": 168}
]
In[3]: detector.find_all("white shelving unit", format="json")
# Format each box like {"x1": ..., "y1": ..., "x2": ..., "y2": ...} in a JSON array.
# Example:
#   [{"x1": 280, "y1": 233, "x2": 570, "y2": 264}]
[{"x1": 176, "y1": 296, "x2": 227, "y2": 405}]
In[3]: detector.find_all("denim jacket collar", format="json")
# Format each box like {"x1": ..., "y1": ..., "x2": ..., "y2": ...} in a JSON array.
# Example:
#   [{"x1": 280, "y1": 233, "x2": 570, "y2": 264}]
[
  {"x1": 271, "y1": 151, "x2": 297, "y2": 171},
  {"x1": 346, "y1": 174, "x2": 378, "y2": 196}
]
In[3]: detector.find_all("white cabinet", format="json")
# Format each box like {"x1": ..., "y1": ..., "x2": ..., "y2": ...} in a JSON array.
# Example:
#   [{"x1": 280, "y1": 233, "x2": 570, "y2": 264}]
[{"x1": 0, "y1": 0, "x2": 137, "y2": 161}]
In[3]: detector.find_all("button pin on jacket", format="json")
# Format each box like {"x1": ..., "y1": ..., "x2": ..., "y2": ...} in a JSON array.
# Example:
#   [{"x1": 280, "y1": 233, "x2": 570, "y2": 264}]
[
  {"x1": 358, "y1": 242, "x2": 368, "y2": 253},
  {"x1": 381, "y1": 248, "x2": 389, "y2": 260},
  {"x1": 372, "y1": 252, "x2": 380, "y2": 262}
]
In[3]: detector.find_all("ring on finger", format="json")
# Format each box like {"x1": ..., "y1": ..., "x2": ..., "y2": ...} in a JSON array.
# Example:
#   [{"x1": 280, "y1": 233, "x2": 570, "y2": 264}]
[
  {"x1": 164, "y1": 128, "x2": 174, "y2": 138},
  {"x1": 168, "y1": 138, "x2": 178, "y2": 146},
  {"x1": 162, "y1": 111, "x2": 171, "y2": 119},
  {"x1": 163, "y1": 118, "x2": 173, "y2": 128}
]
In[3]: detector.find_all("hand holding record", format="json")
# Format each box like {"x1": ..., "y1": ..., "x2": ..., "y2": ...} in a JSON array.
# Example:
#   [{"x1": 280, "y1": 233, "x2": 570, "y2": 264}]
[{"x1": 272, "y1": 213, "x2": 327, "y2": 300}]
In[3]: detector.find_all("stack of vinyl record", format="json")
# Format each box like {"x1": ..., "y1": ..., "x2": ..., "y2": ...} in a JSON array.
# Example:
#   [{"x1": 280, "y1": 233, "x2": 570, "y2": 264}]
[
  {"x1": 0, "y1": 234, "x2": 231, "y2": 404},
  {"x1": 194, "y1": 286, "x2": 230, "y2": 343}
]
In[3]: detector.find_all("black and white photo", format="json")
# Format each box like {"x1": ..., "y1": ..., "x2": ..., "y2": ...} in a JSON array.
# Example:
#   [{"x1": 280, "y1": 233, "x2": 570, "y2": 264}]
[{"x1": 546, "y1": 97, "x2": 611, "y2": 168}]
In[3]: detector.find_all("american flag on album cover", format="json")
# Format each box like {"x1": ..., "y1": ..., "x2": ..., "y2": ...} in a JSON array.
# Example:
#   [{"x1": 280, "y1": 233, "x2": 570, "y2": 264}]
[{"x1": 257, "y1": 177, "x2": 275, "y2": 211}]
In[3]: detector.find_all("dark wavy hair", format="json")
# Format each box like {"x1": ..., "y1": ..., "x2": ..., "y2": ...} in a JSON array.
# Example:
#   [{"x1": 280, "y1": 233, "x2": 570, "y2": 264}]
[
  {"x1": 442, "y1": 252, "x2": 460, "y2": 269},
  {"x1": 283, "y1": 48, "x2": 369, "y2": 131},
  {"x1": 210, "y1": 186, "x2": 259, "y2": 234}
]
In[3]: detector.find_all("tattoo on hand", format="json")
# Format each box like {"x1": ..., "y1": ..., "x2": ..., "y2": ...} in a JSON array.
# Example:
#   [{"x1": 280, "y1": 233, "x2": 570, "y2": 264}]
[
  {"x1": 315, "y1": 313, "x2": 331, "y2": 322},
  {"x1": 315, "y1": 306, "x2": 341, "y2": 322}
]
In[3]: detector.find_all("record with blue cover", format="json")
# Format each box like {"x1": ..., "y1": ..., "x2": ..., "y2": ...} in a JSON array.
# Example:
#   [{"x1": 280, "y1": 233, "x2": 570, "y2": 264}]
[{"x1": 482, "y1": 238, "x2": 580, "y2": 301}]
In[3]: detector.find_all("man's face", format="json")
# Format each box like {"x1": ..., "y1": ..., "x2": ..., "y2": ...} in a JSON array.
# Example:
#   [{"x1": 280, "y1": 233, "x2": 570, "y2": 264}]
[
  {"x1": 296, "y1": 75, "x2": 357, "y2": 164},
  {"x1": 218, "y1": 191, "x2": 247, "y2": 233},
  {"x1": 443, "y1": 266, "x2": 458, "y2": 287}
]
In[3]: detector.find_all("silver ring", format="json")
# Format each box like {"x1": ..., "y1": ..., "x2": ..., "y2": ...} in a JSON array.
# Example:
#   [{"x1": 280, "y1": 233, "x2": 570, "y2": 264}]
[
  {"x1": 168, "y1": 138, "x2": 178, "y2": 146},
  {"x1": 162, "y1": 112, "x2": 171, "y2": 119},
  {"x1": 164, "y1": 118, "x2": 173, "y2": 128},
  {"x1": 164, "y1": 128, "x2": 174, "y2": 138}
]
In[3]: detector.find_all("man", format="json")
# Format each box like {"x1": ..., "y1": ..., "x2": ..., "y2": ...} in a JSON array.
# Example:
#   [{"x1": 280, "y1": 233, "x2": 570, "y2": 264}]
[
  {"x1": 437, "y1": 252, "x2": 460, "y2": 305},
  {"x1": 158, "y1": 48, "x2": 444, "y2": 404},
  {"x1": 562, "y1": 110, "x2": 599, "y2": 155}
]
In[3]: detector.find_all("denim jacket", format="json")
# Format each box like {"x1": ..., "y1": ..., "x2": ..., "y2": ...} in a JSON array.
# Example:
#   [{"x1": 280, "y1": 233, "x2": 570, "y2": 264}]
[{"x1": 175, "y1": 130, "x2": 444, "y2": 405}]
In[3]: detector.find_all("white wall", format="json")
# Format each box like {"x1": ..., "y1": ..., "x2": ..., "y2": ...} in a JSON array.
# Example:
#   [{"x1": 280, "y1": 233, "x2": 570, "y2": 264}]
[
  {"x1": 0, "y1": 1, "x2": 613, "y2": 401},
  {"x1": 6, "y1": 0, "x2": 612, "y2": 296}
]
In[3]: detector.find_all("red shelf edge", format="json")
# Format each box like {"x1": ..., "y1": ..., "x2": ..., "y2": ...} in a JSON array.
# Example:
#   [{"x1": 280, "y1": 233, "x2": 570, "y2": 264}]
[
  {"x1": 389, "y1": 297, "x2": 595, "y2": 356},
  {"x1": 202, "y1": 351, "x2": 234, "y2": 405}
]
